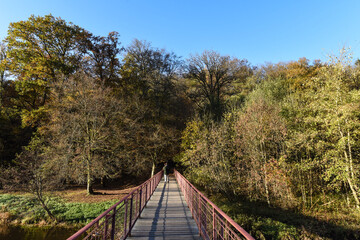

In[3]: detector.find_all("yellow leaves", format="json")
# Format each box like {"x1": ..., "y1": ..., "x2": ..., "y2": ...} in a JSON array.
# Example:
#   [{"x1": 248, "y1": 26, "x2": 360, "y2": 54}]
[
  {"x1": 181, "y1": 119, "x2": 204, "y2": 150},
  {"x1": 21, "y1": 106, "x2": 48, "y2": 128},
  {"x1": 6, "y1": 14, "x2": 83, "y2": 83}
]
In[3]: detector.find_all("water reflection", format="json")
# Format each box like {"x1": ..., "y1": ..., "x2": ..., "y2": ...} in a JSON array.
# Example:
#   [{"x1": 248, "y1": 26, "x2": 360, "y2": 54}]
[{"x1": 0, "y1": 224, "x2": 78, "y2": 240}]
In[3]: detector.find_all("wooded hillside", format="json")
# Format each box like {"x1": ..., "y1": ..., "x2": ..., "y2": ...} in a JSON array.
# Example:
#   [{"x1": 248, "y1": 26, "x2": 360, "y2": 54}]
[{"x1": 1, "y1": 14, "x2": 360, "y2": 238}]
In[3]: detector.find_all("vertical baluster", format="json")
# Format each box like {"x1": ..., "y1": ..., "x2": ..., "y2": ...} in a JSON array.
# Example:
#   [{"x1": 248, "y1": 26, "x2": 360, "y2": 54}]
[
  {"x1": 146, "y1": 181, "x2": 150, "y2": 202},
  {"x1": 124, "y1": 199, "x2": 128, "y2": 237},
  {"x1": 198, "y1": 193, "x2": 202, "y2": 237},
  {"x1": 128, "y1": 194, "x2": 133, "y2": 236},
  {"x1": 220, "y1": 214, "x2": 224, "y2": 240},
  {"x1": 139, "y1": 188, "x2": 142, "y2": 217},
  {"x1": 111, "y1": 208, "x2": 116, "y2": 240},
  {"x1": 190, "y1": 184, "x2": 194, "y2": 218},
  {"x1": 104, "y1": 214, "x2": 109, "y2": 239},
  {"x1": 149, "y1": 180, "x2": 151, "y2": 199},
  {"x1": 204, "y1": 202, "x2": 208, "y2": 238},
  {"x1": 213, "y1": 207, "x2": 216, "y2": 240},
  {"x1": 135, "y1": 191, "x2": 138, "y2": 217}
]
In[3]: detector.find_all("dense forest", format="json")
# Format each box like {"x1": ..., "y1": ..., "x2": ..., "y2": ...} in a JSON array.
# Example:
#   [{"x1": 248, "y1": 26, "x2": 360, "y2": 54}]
[{"x1": 1, "y1": 14, "x2": 360, "y2": 238}]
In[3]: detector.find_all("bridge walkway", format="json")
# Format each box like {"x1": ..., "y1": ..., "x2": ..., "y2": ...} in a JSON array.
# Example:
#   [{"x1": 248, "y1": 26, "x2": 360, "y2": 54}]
[{"x1": 127, "y1": 175, "x2": 201, "y2": 240}]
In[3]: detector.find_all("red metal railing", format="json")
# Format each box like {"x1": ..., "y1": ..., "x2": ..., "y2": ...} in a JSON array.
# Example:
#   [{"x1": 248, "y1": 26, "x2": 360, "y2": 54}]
[
  {"x1": 67, "y1": 170, "x2": 163, "y2": 240},
  {"x1": 175, "y1": 170, "x2": 255, "y2": 240}
]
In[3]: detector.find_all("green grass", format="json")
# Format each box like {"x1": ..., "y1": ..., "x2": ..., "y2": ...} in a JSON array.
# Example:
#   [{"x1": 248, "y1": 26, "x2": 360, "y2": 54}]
[{"x1": 0, "y1": 194, "x2": 118, "y2": 225}]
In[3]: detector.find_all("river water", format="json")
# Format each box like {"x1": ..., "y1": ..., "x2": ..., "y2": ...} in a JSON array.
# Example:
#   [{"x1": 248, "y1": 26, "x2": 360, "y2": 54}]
[{"x1": 0, "y1": 224, "x2": 78, "y2": 240}]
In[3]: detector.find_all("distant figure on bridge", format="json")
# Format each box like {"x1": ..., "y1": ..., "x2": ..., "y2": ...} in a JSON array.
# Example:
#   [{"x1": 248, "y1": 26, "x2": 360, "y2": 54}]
[{"x1": 163, "y1": 163, "x2": 169, "y2": 182}]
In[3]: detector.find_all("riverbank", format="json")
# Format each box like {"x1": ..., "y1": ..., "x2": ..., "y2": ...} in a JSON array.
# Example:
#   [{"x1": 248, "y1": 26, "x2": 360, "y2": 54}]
[
  {"x1": 0, "y1": 184, "x2": 139, "y2": 239},
  {"x1": 0, "y1": 183, "x2": 137, "y2": 225}
]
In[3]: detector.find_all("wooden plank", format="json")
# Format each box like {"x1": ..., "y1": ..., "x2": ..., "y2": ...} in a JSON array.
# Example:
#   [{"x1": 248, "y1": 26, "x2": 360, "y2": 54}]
[{"x1": 127, "y1": 176, "x2": 201, "y2": 240}]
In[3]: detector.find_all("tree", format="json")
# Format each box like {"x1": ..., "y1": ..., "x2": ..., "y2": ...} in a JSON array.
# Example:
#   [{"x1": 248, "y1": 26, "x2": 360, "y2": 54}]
[
  {"x1": 45, "y1": 72, "x2": 124, "y2": 195},
  {"x1": 235, "y1": 97, "x2": 290, "y2": 206},
  {"x1": 81, "y1": 31, "x2": 123, "y2": 87},
  {"x1": 186, "y1": 50, "x2": 251, "y2": 120},
  {"x1": 178, "y1": 115, "x2": 238, "y2": 197},
  {"x1": 5, "y1": 14, "x2": 85, "y2": 127},
  {"x1": 302, "y1": 50, "x2": 360, "y2": 208},
  {"x1": 119, "y1": 40, "x2": 188, "y2": 176},
  {"x1": 0, "y1": 41, "x2": 33, "y2": 167},
  {"x1": 0, "y1": 42, "x2": 8, "y2": 95},
  {"x1": 120, "y1": 39, "x2": 183, "y2": 114},
  {"x1": 1, "y1": 135, "x2": 58, "y2": 221}
]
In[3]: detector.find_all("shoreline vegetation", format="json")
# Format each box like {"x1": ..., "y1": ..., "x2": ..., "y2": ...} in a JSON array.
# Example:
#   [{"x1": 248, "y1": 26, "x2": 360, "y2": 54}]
[
  {"x1": 1, "y1": 185, "x2": 360, "y2": 239},
  {"x1": 0, "y1": 184, "x2": 137, "y2": 227},
  {"x1": 0, "y1": 194, "x2": 116, "y2": 226}
]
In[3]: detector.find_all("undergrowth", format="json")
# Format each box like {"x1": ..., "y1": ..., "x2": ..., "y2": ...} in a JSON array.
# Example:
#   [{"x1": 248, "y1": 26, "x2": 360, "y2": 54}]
[
  {"x1": 0, "y1": 194, "x2": 118, "y2": 225},
  {"x1": 211, "y1": 194, "x2": 360, "y2": 240}
]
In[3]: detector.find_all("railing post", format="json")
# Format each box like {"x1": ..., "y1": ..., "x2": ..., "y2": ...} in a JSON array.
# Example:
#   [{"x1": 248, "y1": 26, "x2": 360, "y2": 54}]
[
  {"x1": 124, "y1": 199, "x2": 128, "y2": 236},
  {"x1": 152, "y1": 177, "x2": 155, "y2": 192},
  {"x1": 129, "y1": 194, "x2": 133, "y2": 236},
  {"x1": 104, "y1": 215, "x2": 109, "y2": 239},
  {"x1": 190, "y1": 184, "x2": 193, "y2": 210},
  {"x1": 219, "y1": 214, "x2": 224, "y2": 239},
  {"x1": 149, "y1": 181, "x2": 151, "y2": 199},
  {"x1": 204, "y1": 202, "x2": 207, "y2": 238},
  {"x1": 145, "y1": 183, "x2": 148, "y2": 203},
  {"x1": 212, "y1": 207, "x2": 216, "y2": 240},
  {"x1": 111, "y1": 208, "x2": 116, "y2": 240},
  {"x1": 198, "y1": 193, "x2": 202, "y2": 237},
  {"x1": 139, "y1": 188, "x2": 142, "y2": 216},
  {"x1": 189, "y1": 184, "x2": 194, "y2": 218}
]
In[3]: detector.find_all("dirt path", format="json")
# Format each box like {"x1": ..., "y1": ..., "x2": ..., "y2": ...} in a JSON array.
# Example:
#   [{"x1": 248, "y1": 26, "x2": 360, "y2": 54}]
[
  {"x1": 57, "y1": 186, "x2": 139, "y2": 203},
  {"x1": 0, "y1": 183, "x2": 140, "y2": 204}
]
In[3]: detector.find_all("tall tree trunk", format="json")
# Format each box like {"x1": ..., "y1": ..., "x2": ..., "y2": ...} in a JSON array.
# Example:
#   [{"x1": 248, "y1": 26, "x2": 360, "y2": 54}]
[
  {"x1": 151, "y1": 161, "x2": 155, "y2": 178},
  {"x1": 339, "y1": 127, "x2": 359, "y2": 208},
  {"x1": 346, "y1": 177, "x2": 360, "y2": 208},
  {"x1": 101, "y1": 176, "x2": 106, "y2": 188},
  {"x1": 260, "y1": 142, "x2": 271, "y2": 206},
  {"x1": 87, "y1": 160, "x2": 94, "y2": 195},
  {"x1": 263, "y1": 164, "x2": 271, "y2": 206}
]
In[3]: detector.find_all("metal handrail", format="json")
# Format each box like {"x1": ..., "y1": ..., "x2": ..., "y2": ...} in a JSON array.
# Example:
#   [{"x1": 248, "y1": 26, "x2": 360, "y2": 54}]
[
  {"x1": 175, "y1": 170, "x2": 255, "y2": 240},
  {"x1": 67, "y1": 170, "x2": 163, "y2": 240}
]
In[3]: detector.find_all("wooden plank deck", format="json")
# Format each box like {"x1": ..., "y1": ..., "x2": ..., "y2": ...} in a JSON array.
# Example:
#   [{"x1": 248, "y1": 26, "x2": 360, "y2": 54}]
[{"x1": 127, "y1": 176, "x2": 201, "y2": 240}]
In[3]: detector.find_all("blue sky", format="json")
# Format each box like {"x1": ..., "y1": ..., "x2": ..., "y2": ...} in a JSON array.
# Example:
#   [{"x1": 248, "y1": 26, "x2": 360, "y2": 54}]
[{"x1": 1, "y1": 0, "x2": 360, "y2": 65}]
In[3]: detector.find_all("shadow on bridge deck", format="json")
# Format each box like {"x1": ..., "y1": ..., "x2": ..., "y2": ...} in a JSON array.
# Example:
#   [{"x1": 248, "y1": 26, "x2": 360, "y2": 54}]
[{"x1": 127, "y1": 176, "x2": 201, "y2": 240}]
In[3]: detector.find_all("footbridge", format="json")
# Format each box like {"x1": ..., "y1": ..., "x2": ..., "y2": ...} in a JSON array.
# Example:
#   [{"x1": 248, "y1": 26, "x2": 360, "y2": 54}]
[{"x1": 67, "y1": 170, "x2": 254, "y2": 240}]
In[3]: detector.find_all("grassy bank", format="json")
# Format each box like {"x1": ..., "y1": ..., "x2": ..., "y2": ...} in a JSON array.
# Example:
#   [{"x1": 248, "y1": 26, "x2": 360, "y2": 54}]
[
  {"x1": 211, "y1": 195, "x2": 360, "y2": 240},
  {"x1": 0, "y1": 193, "x2": 118, "y2": 225}
]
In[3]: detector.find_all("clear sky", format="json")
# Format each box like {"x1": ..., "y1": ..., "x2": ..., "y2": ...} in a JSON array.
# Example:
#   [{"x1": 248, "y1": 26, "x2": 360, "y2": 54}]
[{"x1": 1, "y1": 0, "x2": 360, "y2": 66}]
